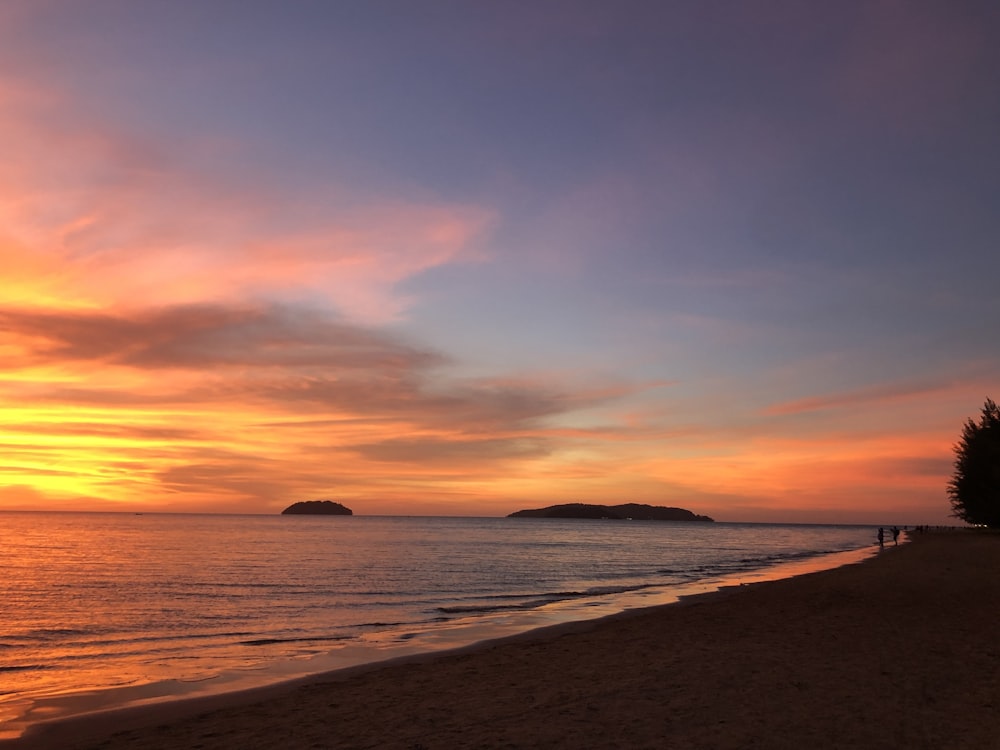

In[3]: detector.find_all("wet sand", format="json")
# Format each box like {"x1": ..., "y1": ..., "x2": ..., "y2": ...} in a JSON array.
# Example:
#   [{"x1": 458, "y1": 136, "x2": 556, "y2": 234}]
[{"x1": 9, "y1": 531, "x2": 999, "y2": 750}]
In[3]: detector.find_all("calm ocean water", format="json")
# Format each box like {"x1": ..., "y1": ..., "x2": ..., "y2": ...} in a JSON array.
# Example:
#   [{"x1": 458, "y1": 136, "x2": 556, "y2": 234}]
[{"x1": 0, "y1": 512, "x2": 876, "y2": 738}]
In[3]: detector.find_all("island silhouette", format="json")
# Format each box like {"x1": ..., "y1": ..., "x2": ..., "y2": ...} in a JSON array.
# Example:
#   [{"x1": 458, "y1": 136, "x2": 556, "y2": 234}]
[
  {"x1": 508, "y1": 503, "x2": 713, "y2": 522},
  {"x1": 281, "y1": 500, "x2": 353, "y2": 515}
]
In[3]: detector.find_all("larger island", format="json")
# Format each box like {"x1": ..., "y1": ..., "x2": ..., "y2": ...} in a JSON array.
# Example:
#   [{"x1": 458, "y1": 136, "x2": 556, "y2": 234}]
[
  {"x1": 281, "y1": 500, "x2": 353, "y2": 515},
  {"x1": 507, "y1": 502, "x2": 713, "y2": 522}
]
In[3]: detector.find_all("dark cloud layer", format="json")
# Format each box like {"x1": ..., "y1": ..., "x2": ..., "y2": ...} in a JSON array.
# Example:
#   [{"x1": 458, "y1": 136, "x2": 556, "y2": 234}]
[
  {"x1": 0, "y1": 304, "x2": 444, "y2": 371},
  {"x1": 0, "y1": 302, "x2": 627, "y2": 431}
]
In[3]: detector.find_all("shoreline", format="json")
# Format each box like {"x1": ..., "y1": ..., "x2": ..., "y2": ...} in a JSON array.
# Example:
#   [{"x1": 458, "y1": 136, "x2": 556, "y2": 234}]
[
  {"x1": 0, "y1": 545, "x2": 877, "y2": 750},
  {"x1": 1, "y1": 542, "x2": 877, "y2": 744},
  {"x1": 11, "y1": 530, "x2": 999, "y2": 749},
  {"x1": 13, "y1": 531, "x2": 1000, "y2": 748},
  {"x1": 0, "y1": 515, "x2": 876, "y2": 737}
]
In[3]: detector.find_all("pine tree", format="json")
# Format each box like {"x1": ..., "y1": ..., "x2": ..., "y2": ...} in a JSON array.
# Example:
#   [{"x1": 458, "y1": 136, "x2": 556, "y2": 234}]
[{"x1": 947, "y1": 398, "x2": 1000, "y2": 527}]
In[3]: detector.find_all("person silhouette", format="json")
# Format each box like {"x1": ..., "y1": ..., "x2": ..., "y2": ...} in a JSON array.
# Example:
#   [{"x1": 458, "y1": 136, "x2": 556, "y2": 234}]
[
  {"x1": 877, "y1": 527, "x2": 884, "y2": 547},
  {"x1": 891, "y1": 527, "x2": 899, "y2": 545}
]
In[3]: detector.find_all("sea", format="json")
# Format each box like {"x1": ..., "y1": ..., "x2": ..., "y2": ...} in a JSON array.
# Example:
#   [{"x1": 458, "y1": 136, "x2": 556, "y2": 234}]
[{"x1": 0, "y1": 512, "x2": 879, "y2": 739}]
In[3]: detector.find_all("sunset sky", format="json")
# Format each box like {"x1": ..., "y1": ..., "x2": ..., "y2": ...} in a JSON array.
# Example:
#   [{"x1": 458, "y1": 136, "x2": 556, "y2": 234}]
[{"x1": 1, "y1": 1, "x2": 997, "y2": 523}]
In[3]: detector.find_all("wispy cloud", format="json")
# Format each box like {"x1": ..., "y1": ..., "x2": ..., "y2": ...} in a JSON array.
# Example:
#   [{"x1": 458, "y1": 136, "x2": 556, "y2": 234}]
[{"x1": 764, "y1": 378, "x2": 956, "y2": 416}]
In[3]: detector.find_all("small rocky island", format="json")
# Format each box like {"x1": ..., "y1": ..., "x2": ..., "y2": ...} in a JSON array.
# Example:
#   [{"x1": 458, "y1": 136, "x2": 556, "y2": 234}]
[
  {"x1": 281, "y1": 500, "x2": 353, "y2": 516},
  {"x1": 508, "y1": 503, "x2": 713, "y2": 522}
]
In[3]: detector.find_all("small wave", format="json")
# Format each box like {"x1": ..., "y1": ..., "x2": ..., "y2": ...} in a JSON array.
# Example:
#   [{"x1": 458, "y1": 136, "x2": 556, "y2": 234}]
[
  {"x1": 437, "y1": 601, "x2": 548, "y2": 614},
  {"x1": 25, "y1": 628, "x2": 92, "y2": 639},
  {"x1": 0, "y1": 664, "x2": 53, "y2": 673},
  {"x1": 581, "y1": 583, "x2": 660, "y2": 596},
  {"x1": 436, "y1": 583, "x2": 665, "y2": 615},
  {"x1": 730, "y1": 548, "x2": 849, "y2": 569},
  {"x1": 240, "y1": 634, "x2": 352, "y2": 647}
]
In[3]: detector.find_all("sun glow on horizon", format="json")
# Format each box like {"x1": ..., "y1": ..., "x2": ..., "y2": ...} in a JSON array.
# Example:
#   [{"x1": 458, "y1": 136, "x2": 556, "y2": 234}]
[{"x1": 0, "y1": 305, "x2": 976, "y2": 522}]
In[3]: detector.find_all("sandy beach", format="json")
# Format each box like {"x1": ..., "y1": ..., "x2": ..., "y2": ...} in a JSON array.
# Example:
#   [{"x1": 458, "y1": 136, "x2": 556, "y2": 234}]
[{"x1": 9, "y1": 530, "x2": 999, "y2": 750}]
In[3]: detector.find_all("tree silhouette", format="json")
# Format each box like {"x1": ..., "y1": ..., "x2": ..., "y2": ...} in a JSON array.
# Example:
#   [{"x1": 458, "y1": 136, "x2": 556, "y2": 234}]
[{"x1": 947, "y1": 398, "x2": 1000, "y2": 527}]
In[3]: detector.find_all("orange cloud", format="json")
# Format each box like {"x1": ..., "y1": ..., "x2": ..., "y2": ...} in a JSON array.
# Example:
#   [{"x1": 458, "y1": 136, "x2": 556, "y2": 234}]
[{"x1": 0, "y1": 74, "x2": 492, "y2": 322}]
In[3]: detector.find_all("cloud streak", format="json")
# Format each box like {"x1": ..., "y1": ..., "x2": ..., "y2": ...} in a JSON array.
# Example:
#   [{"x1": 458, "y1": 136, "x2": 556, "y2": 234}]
[
  {"x1": 0, "y1": 304, "x2": 444, "y2": 370},
  {"x1": 765, "y1": 378, "x2": 957, "y2": 416}
]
